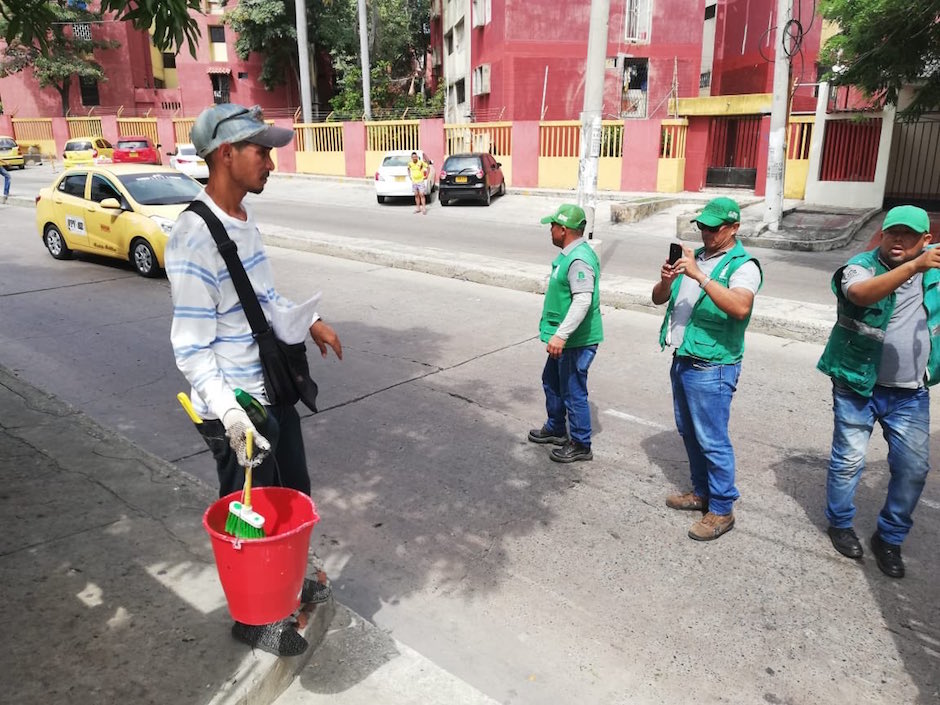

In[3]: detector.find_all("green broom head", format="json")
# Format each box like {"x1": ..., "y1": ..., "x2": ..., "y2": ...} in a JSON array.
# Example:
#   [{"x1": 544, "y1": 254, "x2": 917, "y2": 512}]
[{"x1": 224, "y1": 500, "x2": 266, "y2": 539}]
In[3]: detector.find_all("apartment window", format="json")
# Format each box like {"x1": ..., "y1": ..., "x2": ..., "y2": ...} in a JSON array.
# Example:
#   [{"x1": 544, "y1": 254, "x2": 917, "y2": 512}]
[
  {"x1": 699, "y1": 71, "x2": 711, "y2": 89},
  {"x1": 454, "y1": 19, "x2": 465, "y2": 51},
  {"x1": 445, "y1": 30, "x2": 454, "y2": 55},
  {"x1": 471, "y1": 0, "x2": 491, "y2": 27},
  {"x1": 621, "y1": 58, "x2": 648, "y2": 118},
  {"x1": 162, "y1": 52, "x2": 177, "y2": 69},
  {"x1": 455, "y1": 78, "x2": 466, "y2": 104},
  {"x1": 79, "y1": 75, "x2": 100, "y2": 106},
  {"x1": 211, "y1": 73, "x2": 231, "y2": 104},
  {"x1": 704, "y1": 3, "x2": 716, "y2": 20},
  {"x1": 71, "y1": 23, "x2": 91, "y2": 41},
  {"x1": 209, "y1": 25, "x2": 228, "y2": 62},
  {"x1": 472, "y1": 64, "x2": 491, "y2": 95},
  {"x1": 624, "y1": 0, "x2": 652, "y2": 43}
]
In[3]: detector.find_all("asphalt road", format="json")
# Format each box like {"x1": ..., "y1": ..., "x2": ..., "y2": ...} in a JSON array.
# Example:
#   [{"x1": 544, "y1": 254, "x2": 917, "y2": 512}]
[
  {"x1": 18, "y1": 162, "x2": 880, "y2": 306},
  {"x1": 2, "y1": 205, "x2": 938, "y2": 705}
]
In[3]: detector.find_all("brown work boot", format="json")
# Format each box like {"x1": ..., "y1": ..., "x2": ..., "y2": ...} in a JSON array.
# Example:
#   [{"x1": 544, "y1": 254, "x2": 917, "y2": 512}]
[
  {"x1": 665, "y1": 491, "x2": 706, "y2": 512},
  {"x1": 688, "y1": 512, "x2": 735, "y2": 541}
]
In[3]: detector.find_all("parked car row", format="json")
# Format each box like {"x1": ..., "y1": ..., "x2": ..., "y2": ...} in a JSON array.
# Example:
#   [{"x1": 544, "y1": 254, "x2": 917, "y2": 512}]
[{"x1": 374, "y1": 150, "x2": 506, "y2": 207}]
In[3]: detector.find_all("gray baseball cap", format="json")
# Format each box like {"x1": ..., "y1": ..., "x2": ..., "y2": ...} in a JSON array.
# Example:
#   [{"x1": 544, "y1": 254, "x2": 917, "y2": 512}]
[{"x1": 190, "y1": 103, "x2": 294, "y2": 158}]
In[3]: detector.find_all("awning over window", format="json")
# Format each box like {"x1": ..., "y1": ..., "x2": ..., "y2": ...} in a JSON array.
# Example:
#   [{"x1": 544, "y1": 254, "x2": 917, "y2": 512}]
[{"x1": 206, "y1": 66, "x2": 231, "y2": 75}]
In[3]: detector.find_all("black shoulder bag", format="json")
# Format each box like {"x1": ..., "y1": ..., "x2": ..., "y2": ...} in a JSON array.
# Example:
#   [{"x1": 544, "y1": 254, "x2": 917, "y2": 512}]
[{"x1": 185, "y1": 200, "x2": 318, "y2": 412}]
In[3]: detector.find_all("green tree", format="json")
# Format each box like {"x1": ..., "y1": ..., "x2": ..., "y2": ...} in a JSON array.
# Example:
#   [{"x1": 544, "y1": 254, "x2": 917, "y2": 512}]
[
  {"x1": 0, "y1": 2, "x2": 120, "y2": 116},
  {"x1": 820, "y1": 0, "x2": 940, "y2": 118},
  {"x1": 0, "y1": 0, "x2": 202, "y2": 55}
]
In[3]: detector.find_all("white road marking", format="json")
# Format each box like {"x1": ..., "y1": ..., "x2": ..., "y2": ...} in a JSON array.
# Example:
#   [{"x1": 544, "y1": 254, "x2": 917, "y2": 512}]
[{"x1": 603, "y1": 408, "x2": 669, "y2": 430}]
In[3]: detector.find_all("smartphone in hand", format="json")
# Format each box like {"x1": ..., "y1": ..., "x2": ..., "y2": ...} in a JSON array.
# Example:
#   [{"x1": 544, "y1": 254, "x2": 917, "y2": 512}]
[{"x1": 668, "y1": 242, "x2": 683, "y2": 265}]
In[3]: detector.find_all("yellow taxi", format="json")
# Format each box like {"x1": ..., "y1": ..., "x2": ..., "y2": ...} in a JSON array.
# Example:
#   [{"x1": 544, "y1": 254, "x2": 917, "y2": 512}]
[
  {"x1": 62, "y1": 136, "x2": 115, "y2": 167},
  {"x1": 0, "y1": 136, "x2": 25, "y2": 169},
  {"x1": 36, "y1": 164, "x2": 204, "y2": 277}
]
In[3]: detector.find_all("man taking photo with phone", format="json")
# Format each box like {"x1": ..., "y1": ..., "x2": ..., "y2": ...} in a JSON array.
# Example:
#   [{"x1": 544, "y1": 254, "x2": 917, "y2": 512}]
[{"x1": 652, "y1": 197, "x2": 762, "y2": 541}]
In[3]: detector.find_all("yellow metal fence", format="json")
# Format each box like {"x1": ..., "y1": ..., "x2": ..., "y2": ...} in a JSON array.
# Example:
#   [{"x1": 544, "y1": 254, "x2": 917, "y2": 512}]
[
  {"x1": 365, "y1": 120, "x2": 420, "y2": 174},
  {"x1": 117, "y1": 118, "x2": 159, "y2": 147},
  {"x1": 538, "y1": 120, "x2": 623, "y2": 190},
  {"x1": 11, "y1": 118, "x2": 55, "y2": 158},
  {"x1": 66, "y1": 117, "x2": 103, "y2": 138},
  {"x1": 295, "y1": 123, "x2": 344, "y2": 175},
  {"x1": 785, "y1": 115, "x2": 814, "y2": 199}
]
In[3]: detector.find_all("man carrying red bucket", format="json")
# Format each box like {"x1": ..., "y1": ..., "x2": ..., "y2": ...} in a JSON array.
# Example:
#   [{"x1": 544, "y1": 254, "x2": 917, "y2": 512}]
[{"x1": 166, "y1": 104, "x2": 343, "y2": 656}]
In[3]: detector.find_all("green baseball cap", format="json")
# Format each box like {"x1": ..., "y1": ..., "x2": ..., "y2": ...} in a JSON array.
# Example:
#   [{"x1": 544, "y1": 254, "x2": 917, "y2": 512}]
[
  {"x1": 540, "y1": 203, "x2": 587, "y2": 230},
  {"x1": 882, "y1": 205, "x2": 930, "y2": 234},
  {"x1": 190, "y1": 103, "x2": 294, "y2": 158},
  {"x1": 691, "y1": 197, "x2": 741, "y2": 227}
]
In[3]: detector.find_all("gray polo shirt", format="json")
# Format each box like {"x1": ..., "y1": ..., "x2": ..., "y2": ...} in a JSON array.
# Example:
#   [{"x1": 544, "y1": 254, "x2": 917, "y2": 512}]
[{"x1": 842, "y1": 263, "x2": 928, "y2": 388}]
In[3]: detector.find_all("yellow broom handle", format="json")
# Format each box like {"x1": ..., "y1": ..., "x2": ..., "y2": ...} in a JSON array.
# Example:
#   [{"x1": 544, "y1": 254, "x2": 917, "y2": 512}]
[{"x1": 243, "y1": 430, "x2": 253, "y2": 507}]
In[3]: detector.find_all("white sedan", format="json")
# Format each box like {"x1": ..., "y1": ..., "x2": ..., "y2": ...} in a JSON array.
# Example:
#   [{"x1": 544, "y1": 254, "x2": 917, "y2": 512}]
[
  {"x1": 168, "y1": 143, "x2": 209, "y2": 182},
  {"x1": 374, "y1": 149, "x2": 436, "y2": 204}
]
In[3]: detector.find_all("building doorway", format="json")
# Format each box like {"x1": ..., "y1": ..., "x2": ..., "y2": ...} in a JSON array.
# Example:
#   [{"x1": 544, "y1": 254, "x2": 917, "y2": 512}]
[{"x1": 705, "y1": 115, "x2": 761, "y2": 189}]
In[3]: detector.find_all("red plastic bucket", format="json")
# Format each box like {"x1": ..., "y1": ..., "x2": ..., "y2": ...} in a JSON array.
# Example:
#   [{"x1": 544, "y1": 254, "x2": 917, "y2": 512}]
[{"x1": 203, "y1": 487, "x2": 320, "y2": 625}]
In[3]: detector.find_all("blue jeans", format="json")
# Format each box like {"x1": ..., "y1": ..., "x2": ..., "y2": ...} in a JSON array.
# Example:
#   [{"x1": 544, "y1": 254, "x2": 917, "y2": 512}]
[
  {"x1": 670, "y1": 356, "x2": 741, "y2": 515},
  {"x1": 826, "y1": 383, "x2": 930, "y2": 545},
  {"x1": 542, "y1": 344, "x2": 598, "y2": 446},
  {"x1": 0, "y1": 166, "x2": 10, "y2": 196}
]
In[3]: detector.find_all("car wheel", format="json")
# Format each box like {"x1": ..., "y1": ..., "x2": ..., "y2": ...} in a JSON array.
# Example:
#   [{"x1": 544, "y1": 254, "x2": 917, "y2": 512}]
[
  {"x1": 43, "y1": 224, "x2": 72, "y2": 260},
  {"x1": 130, "y1": 238, "x2": 160, "y2": 278},
  {"x1": 18, "y1": 164, "x2": 25, "y2": 170},
  {"x1": 441, "y1": 197, "x2": 451, "y2": 206},
  {"x1": 426, "y1": 187, "x2": 434, "y2": 204},
  {"x1": 498, "y1": 180, "x2": 506, "y2": 196},
  {"x1": 482, "y1": 184, "x2": 491, "y2": 206},
  {"x1": 377, "y1": 195, "x2": 385, "y2": 204}
]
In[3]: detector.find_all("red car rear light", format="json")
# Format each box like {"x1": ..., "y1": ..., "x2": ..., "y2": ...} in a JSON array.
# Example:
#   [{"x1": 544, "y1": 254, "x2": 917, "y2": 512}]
[
  {"x1": 35, "y1": 195, "x2": 41, "y2": 204},
  {"x1": 375, "y1": 171, "x2": 380, "y2": 180},
  {"x1": 92, "y1": 149, "x2": 98, "y2": 157}
]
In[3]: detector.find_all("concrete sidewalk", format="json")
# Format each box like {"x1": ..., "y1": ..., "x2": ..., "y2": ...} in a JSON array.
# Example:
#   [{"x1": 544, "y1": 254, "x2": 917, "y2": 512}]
[{"x1": 0, "y1": 365, "x2": 334, "y2": 705}]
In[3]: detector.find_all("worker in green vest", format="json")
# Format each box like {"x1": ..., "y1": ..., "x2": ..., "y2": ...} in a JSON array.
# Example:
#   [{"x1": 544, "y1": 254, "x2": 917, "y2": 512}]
[
  {"x1": 652, "y1": 197, "x2": 762, "y2": 541},
  {"x1": 818, "y1": 205, "x2": 940, "y2": 579},
  {"x1": 528, "y1": 204, "x2": 603, "y2": 463}
]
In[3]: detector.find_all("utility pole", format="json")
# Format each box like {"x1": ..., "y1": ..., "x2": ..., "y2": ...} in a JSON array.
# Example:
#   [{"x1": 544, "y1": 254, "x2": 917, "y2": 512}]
[
  {"x1": 295, "y1": 0, "x2": 313, "y2": 123},
  {"x1": 763, "y1": 0, "x2": 792, "y2": 232},
  {"x1": 358, "y1": 0, "x2": 372, "y2": 120},
  {"x1": 577, "y1": 0, "x2": 611, "y2": 240}
]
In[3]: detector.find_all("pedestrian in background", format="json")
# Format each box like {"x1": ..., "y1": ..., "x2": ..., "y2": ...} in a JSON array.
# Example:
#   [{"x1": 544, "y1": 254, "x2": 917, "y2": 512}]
[
  {"x1": 652, "y1": 197, "x2": 762, "y2": 541},
  {"x1": 166, "y1": 103, "x2": 342, "y2": 655},
  {"x1": 0, "y1": 159, "x2": 12, "y2": 203},
  {"x1": 818, "y1": 205, "x2": 939, "y2": 579},
  {"x1": 528, "y1": 204, "x2": 603, "y2": 463},
  {"x1": 409, "y1": 151, "x2": 429, "y2": 214}
]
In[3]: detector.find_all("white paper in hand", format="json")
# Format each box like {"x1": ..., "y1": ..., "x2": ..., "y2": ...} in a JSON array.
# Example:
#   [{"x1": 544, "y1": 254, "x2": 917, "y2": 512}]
[{"x1": 270, "y1": 292, "x2": 322, "y2": 344}]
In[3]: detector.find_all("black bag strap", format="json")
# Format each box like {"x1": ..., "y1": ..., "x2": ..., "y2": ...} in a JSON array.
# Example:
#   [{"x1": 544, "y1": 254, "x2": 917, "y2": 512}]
[{"x1": 185, "y1": 200, "x2": 269, "y2": 336}]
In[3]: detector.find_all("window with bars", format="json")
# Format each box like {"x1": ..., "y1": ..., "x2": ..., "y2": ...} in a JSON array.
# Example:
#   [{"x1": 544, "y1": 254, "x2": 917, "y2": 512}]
[
  {"x1": 624, "y1": 0, "x2": 651, "y2": 43},
  {"x1": 71, "y1": 23, "x2": 91, "y2": 41}
]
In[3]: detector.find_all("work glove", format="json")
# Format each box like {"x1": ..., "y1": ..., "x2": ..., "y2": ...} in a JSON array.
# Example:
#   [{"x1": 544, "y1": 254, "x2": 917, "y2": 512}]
[{"x1": 222, "y1": 408, "x2": 271, "y2": 468}]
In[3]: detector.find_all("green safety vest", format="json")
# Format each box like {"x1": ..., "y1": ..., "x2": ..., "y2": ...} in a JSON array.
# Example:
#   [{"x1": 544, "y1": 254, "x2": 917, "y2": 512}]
[
  {"x1": 817, "y1": 248, "x2": 940, "y2": 397},
  {"x1": 657, "y1": 240, "x2": 762, "y2": 364},
  {"x1": 539, "y1": 241, "x2": 604, "y2": 347}
]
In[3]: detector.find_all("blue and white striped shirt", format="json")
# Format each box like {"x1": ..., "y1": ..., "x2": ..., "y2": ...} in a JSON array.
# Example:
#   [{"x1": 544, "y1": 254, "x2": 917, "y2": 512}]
[{"x1": 166, "y1": 192, "x2": 317, "y2": 420}]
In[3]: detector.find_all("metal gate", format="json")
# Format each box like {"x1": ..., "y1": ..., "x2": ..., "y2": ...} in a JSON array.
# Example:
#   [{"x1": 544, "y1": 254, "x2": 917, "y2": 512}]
[
  {"x1": 884, "y1": 114, "x2": 940, "y2": 210},
  {"x1": 705, "y1": 116, "x2": 761, "y2": 189}
]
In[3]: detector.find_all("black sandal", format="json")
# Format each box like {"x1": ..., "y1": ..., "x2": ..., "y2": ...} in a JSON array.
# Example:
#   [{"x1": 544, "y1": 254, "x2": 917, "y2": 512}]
[
  {"x1": 300, "y1": 578, "x2": 332, "y2": 605},
  {"x1": 231, "y1": 618, "x2": 309, "y2": 657}
]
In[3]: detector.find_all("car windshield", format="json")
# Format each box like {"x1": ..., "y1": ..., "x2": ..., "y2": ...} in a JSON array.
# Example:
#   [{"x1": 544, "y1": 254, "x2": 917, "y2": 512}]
[
  {"x1": 178, "y1": 145, "x2": 197, "y2": 156},
  {"x1": 118, "y1": 172, "x2": 203, "y2": 205},
  {"x1": 118, "y1": 140, "x2": 149, "y2": 149},
  {"x1": 444, "y1": 156, "x2": 481, "y2": 173},
  {"x1": 0, "y1": 139, "x2": 16, "y2": 149},
  {"x1": 65, "y1": 141, "x2": 93, "y2": 151},
  {"x1": 382, "y1": 155, "x2": 412, "y2": 167}
]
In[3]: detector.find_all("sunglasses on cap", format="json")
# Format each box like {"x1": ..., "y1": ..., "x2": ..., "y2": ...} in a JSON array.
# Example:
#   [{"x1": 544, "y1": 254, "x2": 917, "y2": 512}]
[{"x1": 211, "y1": 106, "x2": 264, "y2": 140}]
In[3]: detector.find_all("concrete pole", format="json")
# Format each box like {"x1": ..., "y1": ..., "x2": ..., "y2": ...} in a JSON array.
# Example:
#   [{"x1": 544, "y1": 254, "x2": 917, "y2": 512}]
[
  {"x1": 294, "y1": 0, "x2": 313, "y2": 123},
  {"x1": 763, "y1": 0, "x2": 792, "y2": 231},
  {"x1": 358, "y1": 0, "x2": 372, "y2": 120},
  {"x1": 577, "y1": 0, "x2": 611, "y2": 240}
]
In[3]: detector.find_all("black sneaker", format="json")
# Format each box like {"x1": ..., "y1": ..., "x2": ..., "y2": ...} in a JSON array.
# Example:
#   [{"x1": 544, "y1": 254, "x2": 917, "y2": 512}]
[
  {"x1": 827, "y1": 526, "x2": 863, "y2": 559},
  {"x1": 301, "y1": 578, "x2": 332, "y2": 605},
  {"x1": 550, "y1": 440, "x2": 593, "y2": 463},
  {"x1": 870, "y1": 531, "x2": 905, "y2": 578},
  {"x1": 231, "y1": 618, "x2": 309, "y2": 656},
  {"x1": 528, "y1": 425, "x2": 568, "y2": 445}
]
